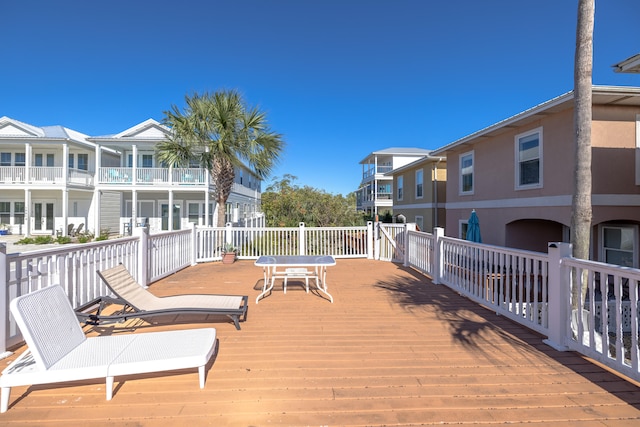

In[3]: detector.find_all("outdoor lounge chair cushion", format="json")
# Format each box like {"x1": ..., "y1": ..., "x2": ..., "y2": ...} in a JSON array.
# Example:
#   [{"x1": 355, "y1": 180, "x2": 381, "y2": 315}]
[
  {"x1": 0, "y1": 285, "x2": 217, "y2": 413},
  {"x1": 83, "y1": 264, "x2": 248, "y2": 329}
]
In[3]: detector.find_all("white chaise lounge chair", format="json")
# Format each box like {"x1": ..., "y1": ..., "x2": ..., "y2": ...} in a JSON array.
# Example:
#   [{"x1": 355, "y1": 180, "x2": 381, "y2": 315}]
[
  {"x1": 76, "y1": 264, "x2": 248, "y2": 330},
  {"x1": 0, "y1": 285, "x2": 217, "y2": 413}
]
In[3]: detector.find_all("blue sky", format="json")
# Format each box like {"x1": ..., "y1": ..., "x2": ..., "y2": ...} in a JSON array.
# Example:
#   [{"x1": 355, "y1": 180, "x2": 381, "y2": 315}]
[{"x1": 2, "y1": 1, "x2": 639, "y2": 195}]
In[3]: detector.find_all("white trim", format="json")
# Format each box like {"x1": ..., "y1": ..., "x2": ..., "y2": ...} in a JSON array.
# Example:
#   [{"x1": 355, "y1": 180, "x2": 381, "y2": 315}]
[
  {"x1": 446, "y1": 194, "x2": 640, "y2": 210},
  {"x1": 599, "y1": 223, "x2": 639, "y2": 268},
  {"x1": 515, "y1": 127, "x2": 543, "y2": 190},
  {"x1": 459, "y1": 150, "x2": 474, "y2": 195},
  {"x1": 393, "y1": 202, "x2": 439, "y2": 209},
  {"x1": 415, "y1": 168, "x2": 424, "y2": 199}
]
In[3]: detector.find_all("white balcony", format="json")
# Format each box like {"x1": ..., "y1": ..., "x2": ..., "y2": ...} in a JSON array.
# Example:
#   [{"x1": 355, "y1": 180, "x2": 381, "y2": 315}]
[
  {"x1": 0, "y1": 166, "x2": 93, "y2": 186},
  {"x1": 97, "y1": 167, "x2": 208, "y2": 187}
]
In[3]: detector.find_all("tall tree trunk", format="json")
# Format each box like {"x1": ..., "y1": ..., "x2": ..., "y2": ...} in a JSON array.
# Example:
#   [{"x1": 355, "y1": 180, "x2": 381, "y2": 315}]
[
  {"x1": 213, "y1": 158, "x2": 236, "y2": 227},
  {"x1": 570, "y1": 0, "x2": 595, "y2": 308}
]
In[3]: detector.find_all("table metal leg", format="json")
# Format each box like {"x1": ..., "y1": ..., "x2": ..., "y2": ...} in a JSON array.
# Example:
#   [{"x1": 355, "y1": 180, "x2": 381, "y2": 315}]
[
  {"x1": 256, "y1": 266, "x2": 275, "y2": 303},
  {"x1": 314, "y1": 266, "x2": 333, "y2": 303}
]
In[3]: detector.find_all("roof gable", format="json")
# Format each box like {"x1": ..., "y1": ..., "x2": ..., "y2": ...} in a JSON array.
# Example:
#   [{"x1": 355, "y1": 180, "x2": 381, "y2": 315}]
[
  {"x1": 112, "y1": 119, "x2": 170, "y2": 139},
  {"x1": 0, "y1": 116, "x2": 44, "y2": 137}
]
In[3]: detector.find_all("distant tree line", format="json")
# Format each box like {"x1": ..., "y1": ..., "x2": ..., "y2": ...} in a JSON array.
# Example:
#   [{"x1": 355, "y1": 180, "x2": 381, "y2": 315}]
[{"x1": 261, "y1": 175, "x2": 366, "y2": 227}]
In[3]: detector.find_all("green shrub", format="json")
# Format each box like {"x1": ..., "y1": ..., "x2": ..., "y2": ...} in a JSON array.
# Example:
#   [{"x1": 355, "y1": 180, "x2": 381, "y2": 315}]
[
  {"x1": 95, "y1": 228, "x2": 110, "y2": 241},
  {"x1": 34, "y1": 235, "x2": 55, "y2": 244},
  {"x1": 56, "y1": 236, "x2": 72, "y2": 244},
  {"x1": 76, "y1": 232, "x2": 93, "y2": 243},
  {"x1": 16, "y1": 237, "x2": 35, "y2": 245}
]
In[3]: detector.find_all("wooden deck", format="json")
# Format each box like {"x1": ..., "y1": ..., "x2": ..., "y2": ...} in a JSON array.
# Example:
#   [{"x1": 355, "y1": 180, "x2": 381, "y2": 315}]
[{"x1": 1, "y1": 259, "x2": 639, "y2": 426}]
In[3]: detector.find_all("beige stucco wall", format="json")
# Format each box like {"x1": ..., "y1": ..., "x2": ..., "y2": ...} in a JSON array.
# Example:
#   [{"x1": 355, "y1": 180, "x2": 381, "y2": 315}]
[{"x1": 444, "y1": 103, "x2": 640, "y2": 257}]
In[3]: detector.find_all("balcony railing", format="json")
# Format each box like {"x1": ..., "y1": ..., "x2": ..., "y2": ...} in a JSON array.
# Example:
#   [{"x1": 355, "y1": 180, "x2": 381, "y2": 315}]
[
  {"x1": 97, "y1": 167, "x2": 209, "y2": 186},
  {"x1": 362, "y1": 165, "x2": 393, "y2": 180},
  {"x1": 0, "y1": 166, "x2": 93, "y2": 186}
]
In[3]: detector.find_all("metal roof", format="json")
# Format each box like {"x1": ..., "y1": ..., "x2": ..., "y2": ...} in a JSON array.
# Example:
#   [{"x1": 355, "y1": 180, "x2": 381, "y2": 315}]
[{"x1": 612, "y1": 53, "x2": 640, "y2": 73}]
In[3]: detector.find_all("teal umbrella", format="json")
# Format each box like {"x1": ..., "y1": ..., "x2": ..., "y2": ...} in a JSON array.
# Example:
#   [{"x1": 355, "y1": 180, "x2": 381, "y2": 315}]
[{"x1": 466, "y1": 210, "x2": 482, "y2": 243}]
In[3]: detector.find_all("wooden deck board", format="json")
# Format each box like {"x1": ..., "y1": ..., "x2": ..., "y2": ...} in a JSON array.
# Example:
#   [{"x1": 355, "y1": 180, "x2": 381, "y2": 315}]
[{"x1": 0, "y1": 259, "x2": 639, "y2": 426}]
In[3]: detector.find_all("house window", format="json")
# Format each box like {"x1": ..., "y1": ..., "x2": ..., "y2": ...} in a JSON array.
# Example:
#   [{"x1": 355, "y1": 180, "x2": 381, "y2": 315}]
[
  {"x1": 36, "y1": 153, "x2": 55, "y2": 166},
  {"x1": 68, "y1": 153, "x2": 74, "y2": 169},
  {"x1": 397, "y1": 175, "x2": 404, "y2": 201},
  {"x1": 142, "y1": 154, "x2": 153, "y2": 168},
  {"x1": 460, "y1": 151, "x2": 474, "y2": 194},
  {"x1": 188, "y1": 203, "x2": 200, "y2": 224},
  {"x1": 601, "y1": 225, "x2": 637, "y2": 268},
  {"x1": 127, "y1": 154, "x2": 133, "y2": 167},
  {"x1": 77, "y1": 154, "x2": 88, "y2": 171},
  {"x1": 516, "y1": 128, "x2": 542, "y2": 188},
  {"x1": 415, "y1": 215, "x2": 424, "y2": 231},
  {"x1": 14, "y1": 202, "x2": 24, "y2": 225},
  {"x1": 0, "y1": 202, "x2": 9, "y2": 224},
  {"x1": 415, "y1": 169, "x2": 424, "y2": 199},
  {"x1": 14, "y1": 153, "x2": 25, "y2": 166},
  {"x1": 0, "y1": 153, "x2": 10, "y2": 166}
]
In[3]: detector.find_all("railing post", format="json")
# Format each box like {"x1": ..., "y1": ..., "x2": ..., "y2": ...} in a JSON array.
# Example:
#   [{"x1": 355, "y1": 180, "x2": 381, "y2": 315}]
[
  {"x1": 190, "y1": 222, "x2": 197, "y2": 266},
  {"x1": 366, "y1": 221, "x2": 374, "y2": 259},
  {"x1": 0, "y1": 243, "x2": 11, "y2": 358},
  {"x1": 299, "y1": 222, "x2": 306, "y2": 256},
  {"x1": 225, "y1": 222, "x2": 233, "y2": 246},
  {"x1": 374, "y1": 221, "x2": 381, "y2": 261},
  {"x1": 135, "y1": 226, "x2": 149, "y2": 287},
  {"x1": 403, "y1": 223, "x2": 416, "y2": 267},
  {"x1": 432, "y1": 227, "x2": 444, "y2": 285},
  {"x1": 543, "y1": 242, "x2": 572, "y2": 351}
]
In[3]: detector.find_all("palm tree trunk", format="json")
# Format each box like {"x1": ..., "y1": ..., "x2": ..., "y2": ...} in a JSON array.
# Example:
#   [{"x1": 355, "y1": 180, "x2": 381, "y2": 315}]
[{"x1": 570, "y1": 0, "x2": 594, "y2": 308}]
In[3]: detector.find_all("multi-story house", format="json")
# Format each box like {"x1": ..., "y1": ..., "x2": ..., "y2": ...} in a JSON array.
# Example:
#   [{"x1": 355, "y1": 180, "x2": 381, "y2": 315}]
[
  {"x1": 356, "y1": 147, "x2": 432, "y2": 218},
  {"x1": 0, "y1": 116, "x2": 263, "y2": 237},
  {"x1": 385, "y1": 155, "x2": 446, "y2": 232},
  {"x1": 431, "y1": 85, "x2": 640, "y2": 267}
]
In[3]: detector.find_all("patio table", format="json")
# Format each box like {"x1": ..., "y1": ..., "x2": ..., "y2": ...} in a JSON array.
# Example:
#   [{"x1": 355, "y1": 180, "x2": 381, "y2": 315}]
[{"x1": 254, "y1": 255, "x2": 336, "y2": 303}]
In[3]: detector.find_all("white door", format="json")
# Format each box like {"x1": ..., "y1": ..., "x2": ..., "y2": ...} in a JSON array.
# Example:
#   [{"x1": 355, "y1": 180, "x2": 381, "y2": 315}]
[{"x1": 33, "y1": 202, "x2": 54, "y2": 234}]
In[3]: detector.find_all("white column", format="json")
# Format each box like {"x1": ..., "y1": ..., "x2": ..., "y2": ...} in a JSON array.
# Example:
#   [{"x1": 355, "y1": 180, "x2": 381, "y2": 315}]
[
  {"x1": 94, "y1": 190, "x2": 101, "y2": 236},
  {"x1": 62, "y1": 189, "x2": 69, "y2": 236},
  {"x1": 132, "y1": 190, "x2": 138, "y2": 230},
  {"x1": 25, "y1": 143, "x2": 31, "y2": 184},
  {"x1": 132, "y1": 144, "x2": 138, "y2": 184},
  {"x1": 168, "y1": 190, "x2": 174, "y2": 231},
  {"x1": 204, "y1": 190, "x2": 210, "y2": 227},
  {"x1": 95, "y1": 144, "x2": 101, "y2": 183},
  {"x1": 24, "y1": 189, "x2": 31, "y2": 236}
]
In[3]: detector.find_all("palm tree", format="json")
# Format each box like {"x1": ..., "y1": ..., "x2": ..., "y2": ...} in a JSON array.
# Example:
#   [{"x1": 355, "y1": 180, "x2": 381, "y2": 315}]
[
  {"x1": 157, "y1": 90, "x2": 284, "y2": 227},
  {"x1": 570, "y1": 0, "x2": 594, "y2": 306}
]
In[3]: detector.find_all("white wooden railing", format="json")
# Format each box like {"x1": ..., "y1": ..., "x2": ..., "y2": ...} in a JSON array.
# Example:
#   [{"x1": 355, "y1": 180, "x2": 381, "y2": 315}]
[
  {"x1": 1, "y1": 223, "x2": 638, "y2": 382},
  {"x1": 559, "y1": 255, "x2": 639, "y2": 382},
  {"x1": 0, "y1": 166, "x2": 92, "y2": 186}
]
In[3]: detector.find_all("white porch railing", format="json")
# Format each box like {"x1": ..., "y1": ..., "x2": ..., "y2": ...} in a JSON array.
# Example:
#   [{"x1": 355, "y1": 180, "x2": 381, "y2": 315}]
[
  {"x1": 0, "y1": 166, "x2": 25, "y2": 183},
  {"x1": 0, "y1": 223, "x2": 638, "y2": 382},
  {"x1": 29, "y1": 166, "x2": 63, "y2": 183},
  {"x1": 0, "y1": 166, "x2": 92, "y2": 186},
  {"x1": 97, "y1": 167, "x2": 208, "y2": 186}
]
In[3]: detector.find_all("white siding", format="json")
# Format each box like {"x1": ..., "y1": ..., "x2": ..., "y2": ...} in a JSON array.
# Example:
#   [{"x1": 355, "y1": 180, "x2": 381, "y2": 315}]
[{"x1": 99, "y1": 191, "x2": 121, "y2": 235}]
